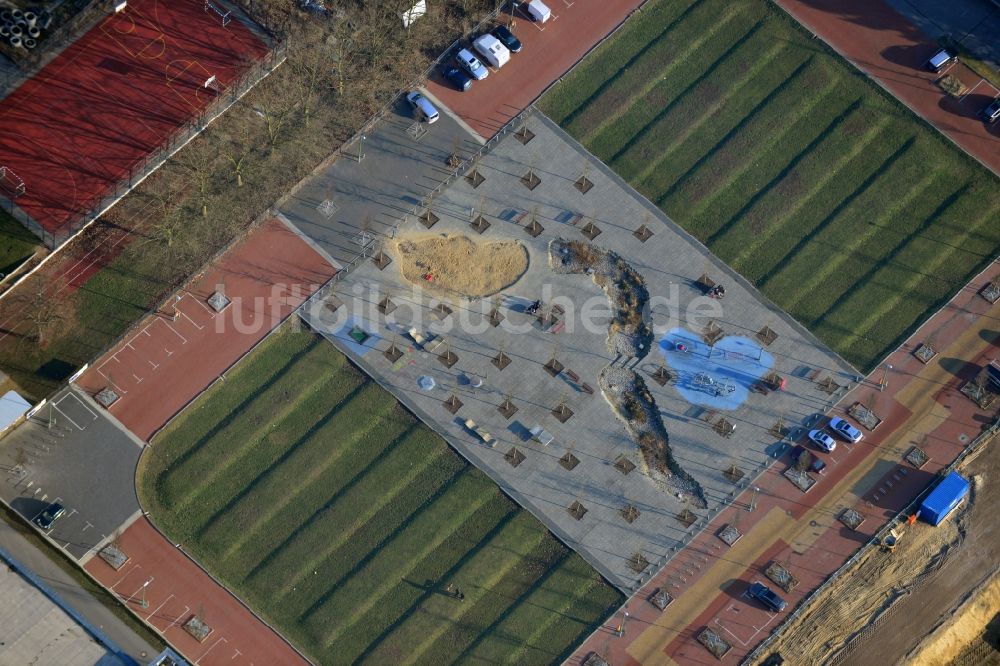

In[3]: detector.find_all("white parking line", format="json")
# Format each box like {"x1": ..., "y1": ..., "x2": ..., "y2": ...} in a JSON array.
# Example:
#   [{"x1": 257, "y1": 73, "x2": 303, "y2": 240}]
[
  {"x1": 148, "y1": 593, "x2": 175, "y2": 621},
  {"x1": 196, "y1": 637, "x2": 228, "y2": 664}
]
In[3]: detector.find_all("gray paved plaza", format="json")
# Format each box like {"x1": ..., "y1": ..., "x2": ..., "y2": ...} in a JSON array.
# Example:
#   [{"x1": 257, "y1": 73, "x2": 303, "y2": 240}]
[
  {"x1": 0, "y1": 386, "x2": 143, "y2": 561},
  {"x1": 294, "y1": 113, "x2": 858, "y2": 590},
  {"x1": 278, "y1": 90, "x2": 484, "y2": 267}
]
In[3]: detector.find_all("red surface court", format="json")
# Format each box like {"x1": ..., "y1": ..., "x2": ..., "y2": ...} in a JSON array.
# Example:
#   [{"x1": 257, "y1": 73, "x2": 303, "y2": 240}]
[
  {"x1": 568, "y1": 258, "x2": 1000, "y2": 665},
  {"x1": 426, "y1": 0, "x2": 645, "y2": 140},
  {"x1": 774, "y1": 0, "x2": 1000, "y2": 176},
  {"x1": 76, "y1": 217, "x2": 335, "y2": 441},
  {"x1": 0, "y1": 0, "x2": 268, "y2": 240},
  {"x1": 86, "y1": 516, "x2": 308, "y2": 666}
]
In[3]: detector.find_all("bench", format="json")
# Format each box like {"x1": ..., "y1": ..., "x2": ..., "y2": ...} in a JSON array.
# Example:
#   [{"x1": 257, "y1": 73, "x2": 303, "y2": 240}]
[{"x1": 565, "y1": 369, "x2": 581, "y2": 382}]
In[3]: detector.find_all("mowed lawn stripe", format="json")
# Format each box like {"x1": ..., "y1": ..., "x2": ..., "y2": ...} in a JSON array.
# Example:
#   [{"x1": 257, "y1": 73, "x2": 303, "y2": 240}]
[
  {"x1": 173, "y1": 364, "x2": 366, "y2": 533},
  {"x1": 197, "y1": 384, "x2": 404, "y2": 560},
  {"x1": 543, "y1": 0, "x2": 698, "y2": 124},
  {"x1": 655, "y1": 58, "x2": 836, "y2": 225},
  {"x1": 566, "y1": 0, "x2": 740, "y2": 142},
  {"x1": 267, "y1": 467, "x2": 479, "y2": 624},
  {"x1": 663, "y1": 68, "x2": 859, "y2": 239},
  {"x1": 391, "y1": 514, "x2": 561, "y2": 665},
  {"x1": 772, "y1": 153, "x2": 948, "y2": 316},
  {"x1": 587, "y1": 12, "x2": 764, "y2": 163},
  {"x1": 821, "y1": 190, "x2": 995, "y2": 345},
  {"x1": 244, "y1": 429, "x2": 461, "y2": 600},
  {"x1": 607, "y1": 23, "x2": 784, "y2": 172},
  {"x1": 330, "y1": 508, "x2": 538, "y2": 664},
  {"x1": 158, "y1": 340, "x2": 347, "y2": 515},
  {"x1": 709, "y1": 114, "x2": 908, "y2": 274},
  {"x1": 458, "y1": 555, "x2": 621, "y2": 666},
  {"x1": 309, "y1": 479, "x2": 510, "y2": 646},
  {"x1": 147, "y1": 325, "x2": 316, "y2": 475}
]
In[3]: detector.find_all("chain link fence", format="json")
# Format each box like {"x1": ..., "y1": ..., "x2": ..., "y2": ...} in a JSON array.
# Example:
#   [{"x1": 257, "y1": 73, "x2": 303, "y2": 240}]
[{"x1": 0, "y1": 39, "x2": 287, "y2": 249}]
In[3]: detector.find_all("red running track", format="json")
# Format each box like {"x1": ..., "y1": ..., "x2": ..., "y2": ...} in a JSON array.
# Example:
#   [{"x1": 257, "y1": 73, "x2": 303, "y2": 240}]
[
  {"x1": 86, "y1": 517, "x2": 309, "y2": 666},
  {"x1": 76, "y1": 217, "x2": 335, "y2": 441},
  {"x1": 0, "y1": 0, "x2": 268, "y2": 239}
]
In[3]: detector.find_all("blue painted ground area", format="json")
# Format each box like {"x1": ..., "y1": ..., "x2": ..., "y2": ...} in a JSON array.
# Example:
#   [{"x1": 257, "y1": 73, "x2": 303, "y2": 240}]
[
  {"x1": 659, "y1": 327, "x2": 774, "y2": 411},
  {"x1": 331, "y1": 315, "x2": 382, "y2": 357}
]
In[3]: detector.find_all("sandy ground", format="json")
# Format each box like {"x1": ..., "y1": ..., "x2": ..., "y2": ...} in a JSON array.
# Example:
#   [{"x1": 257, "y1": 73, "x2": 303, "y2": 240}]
[
  {"x1": 390, "y1": 233, "x2": 528, "y2": 299},
  {"x1": 906, "y1": 567, "x2": 1000, "y2": 665},
  {"x1": 754, "y1": 436, "x2": 1000, "y2": 666}
]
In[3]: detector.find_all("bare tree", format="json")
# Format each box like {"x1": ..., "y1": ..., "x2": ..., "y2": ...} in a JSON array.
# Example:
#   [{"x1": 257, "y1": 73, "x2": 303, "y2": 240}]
[
  {"x1": 176, "y1": 131, "x2": 220, "y2": 217},
  {"x1": 252, "y1": 70, "x2": 298, "y2": 151},
  {"x1": 223, "y1": 126, "x2": 253, "y2": 188}
]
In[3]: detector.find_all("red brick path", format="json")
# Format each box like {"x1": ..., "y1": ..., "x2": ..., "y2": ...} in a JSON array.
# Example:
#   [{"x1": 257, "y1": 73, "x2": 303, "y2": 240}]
[
  {"x1": 75, "y1": 217, "x2": 335, "y2": 441},
  {"x1": 85, "y1": 517, "x2": 308, "y2": 666}
]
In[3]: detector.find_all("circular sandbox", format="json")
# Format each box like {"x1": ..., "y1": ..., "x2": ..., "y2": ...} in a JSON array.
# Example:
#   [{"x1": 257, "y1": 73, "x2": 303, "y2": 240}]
[{"x1": 391, "y1": 233, "x2": 528, "y2": 298}]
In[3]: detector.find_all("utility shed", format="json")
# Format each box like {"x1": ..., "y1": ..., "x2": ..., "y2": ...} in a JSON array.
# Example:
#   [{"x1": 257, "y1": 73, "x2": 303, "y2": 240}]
[{"x1": 919, "y1": 471, "x2": 970, "y2": 526}]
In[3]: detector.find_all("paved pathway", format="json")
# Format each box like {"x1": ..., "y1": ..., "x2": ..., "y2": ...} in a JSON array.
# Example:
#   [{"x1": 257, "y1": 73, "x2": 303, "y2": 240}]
[
  {"x1": 774, "y1": 0, "x2": 1000, "y2": 176},
  {"x1": 0, "y1": 514, "x2": 159, "y2": 662},
  {"x1": 567, "y1": 258, "x2": 1000, "y2": 664}
]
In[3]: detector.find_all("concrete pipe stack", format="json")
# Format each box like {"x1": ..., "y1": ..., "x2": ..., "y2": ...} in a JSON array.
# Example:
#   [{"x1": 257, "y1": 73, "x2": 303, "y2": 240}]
[{"x1": 1, "y1": 6, "x2": 49, "y2": 49}]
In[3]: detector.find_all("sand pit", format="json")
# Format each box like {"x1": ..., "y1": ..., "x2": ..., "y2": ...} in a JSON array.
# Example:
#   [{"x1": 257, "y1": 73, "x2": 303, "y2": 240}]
[{"x1": 392, "y1": 234, "x2": 528, "y2": 298}]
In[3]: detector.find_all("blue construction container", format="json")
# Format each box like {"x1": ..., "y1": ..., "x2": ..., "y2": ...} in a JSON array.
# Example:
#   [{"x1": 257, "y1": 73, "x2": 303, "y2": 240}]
[{"x1": 919, "y1": 471, "x2": 970, "y2": 526}]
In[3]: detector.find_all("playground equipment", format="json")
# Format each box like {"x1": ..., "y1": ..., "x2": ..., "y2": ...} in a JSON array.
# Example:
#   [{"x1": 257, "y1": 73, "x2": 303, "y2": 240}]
[{"x1": 692, "y1": 372, "x2": 735, "y2": 397}]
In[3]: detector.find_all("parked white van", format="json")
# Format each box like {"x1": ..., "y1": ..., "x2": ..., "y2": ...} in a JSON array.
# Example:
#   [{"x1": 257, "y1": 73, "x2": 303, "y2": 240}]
[
  {"x1": 525, "y1": 0, "x2": 551, "y2": 23},
  {"x1": 472, "y1": 33, "x2": 510, "y2": 69}
]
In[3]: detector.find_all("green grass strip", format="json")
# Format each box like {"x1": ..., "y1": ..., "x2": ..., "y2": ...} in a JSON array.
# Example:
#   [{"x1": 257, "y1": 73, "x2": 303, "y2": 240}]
[
  {"x1": 458, "y1": 555, "x2": 621, "y2": 666},
  {"x1": 565, "y1": 0, "x2": 741, "y2": 142},
  {"x1": 244, "y1": 428, "x2": 463, "y2": 601},
  {"x1": 156, "y1": 338, "x2": 346, "y2": 512},
  {"x1": 606, "y1": 22, "x2": 787, "y2": 174},
  {"x1": 376, "y1": 513, "x2": 559, "y2": 665},
  {"x1": 654, "y1": 58, "x2": 836, "y2": 223},
  {"x1": 197, "y1": 384, "x2": 403, "y2": 559},
  {"x1": 308, "y1": 475, "x2": 509, "y2": 647},
  {"x1": 711, "y1": 114, "x2": 906, "y2": 274},
  {"x1": 586, "y1": 9, "x2": 766, "y2": 162},
  {"x1": 541, "y1": 0, "x2": 699, "y2": 123}
]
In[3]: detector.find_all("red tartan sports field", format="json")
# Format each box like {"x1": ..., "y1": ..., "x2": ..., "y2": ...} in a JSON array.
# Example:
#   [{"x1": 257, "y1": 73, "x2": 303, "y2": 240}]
[{"x1": 0, "y1": 0, "x2": 268, "y2": 240}]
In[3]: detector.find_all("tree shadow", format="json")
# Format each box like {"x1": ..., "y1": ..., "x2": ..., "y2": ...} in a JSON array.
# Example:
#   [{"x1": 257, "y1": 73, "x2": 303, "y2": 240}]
[{"x1": 938, "y1": 356, "x2": 981, "y2": 382}]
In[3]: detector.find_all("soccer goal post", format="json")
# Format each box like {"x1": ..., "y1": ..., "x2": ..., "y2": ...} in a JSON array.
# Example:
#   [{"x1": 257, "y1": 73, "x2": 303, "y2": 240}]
[
  {"x1": 204, "y1": 0, "x2": 231, "y2": 26},
  {"x1": 0, "y1": 166, "x2": 25, "y2": 197}
]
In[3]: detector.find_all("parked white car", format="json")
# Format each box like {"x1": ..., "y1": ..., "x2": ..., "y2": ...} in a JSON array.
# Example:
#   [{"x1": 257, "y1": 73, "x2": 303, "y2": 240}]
[
  {"x1": 808, "y1": 429, "x2": 837, "y2": 452},
  {"x1": 828, "y1": 417, "x2": 863, "y2": 443}
]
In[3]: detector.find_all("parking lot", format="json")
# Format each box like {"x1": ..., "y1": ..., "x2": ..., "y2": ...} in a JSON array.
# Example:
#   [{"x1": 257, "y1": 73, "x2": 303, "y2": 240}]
[
  {"x1": 0, "y1": 386, "x2": 143, "y2": 561},
  {"x1": 426, "y1": 0, "x2": 646, "y2": 139}
]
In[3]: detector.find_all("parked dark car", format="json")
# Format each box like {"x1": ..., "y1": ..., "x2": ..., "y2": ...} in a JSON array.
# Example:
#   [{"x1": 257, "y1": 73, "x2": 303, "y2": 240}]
[
  {"x1": 748, "y1": 582, "x2": 787, "y2": 612},
  {"x1": 491, "y1": 25, "x2": 522, "y2": 53},
  {"x1": 33, "y1": 502, "x2": 65, "y2": 530},
  {"x1": 441, "y1": 64, "x2": 472, "y2": 91},
  {"x1": 791, "y1": 445, "x2": 826, "y2": 474},
  {"x1": 981, "y1": 97, "x2": 1000, "y2": 124}
]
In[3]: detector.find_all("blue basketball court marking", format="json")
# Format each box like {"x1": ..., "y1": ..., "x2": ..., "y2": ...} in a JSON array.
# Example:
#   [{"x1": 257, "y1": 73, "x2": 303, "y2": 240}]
[{"x1": 659, "y1": 327, "x2": 774, "y2": 411}]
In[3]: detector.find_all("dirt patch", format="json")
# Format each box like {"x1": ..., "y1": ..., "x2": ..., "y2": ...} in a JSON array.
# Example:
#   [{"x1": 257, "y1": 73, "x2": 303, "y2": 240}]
[
  {"x1": 391, "y1": 233, "x2": 528, "y2": 299},
  {"x1": 754, "y1": 476, "x2": 973, "y2": 665},
  {"x1": 906, "y1": 565, "x2": 1000, "y2": 665}
]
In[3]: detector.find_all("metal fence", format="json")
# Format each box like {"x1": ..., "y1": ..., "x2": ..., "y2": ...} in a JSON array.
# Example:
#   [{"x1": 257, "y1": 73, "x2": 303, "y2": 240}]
[{"x1": 0, "y1": 40, "x2": 287, "y2": 249}]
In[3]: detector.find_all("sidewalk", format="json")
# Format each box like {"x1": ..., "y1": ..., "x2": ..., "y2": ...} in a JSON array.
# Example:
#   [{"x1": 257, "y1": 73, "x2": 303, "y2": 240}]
[
  {"x1": 773, "y1": 0, "x2": 1000, "y2": 177},
  {"x1": 0, "y1": 514, "x2": 160, "y2": 662},
  {"x1": 567, "y1": 257, "x2": 1000, "y2": 664}
]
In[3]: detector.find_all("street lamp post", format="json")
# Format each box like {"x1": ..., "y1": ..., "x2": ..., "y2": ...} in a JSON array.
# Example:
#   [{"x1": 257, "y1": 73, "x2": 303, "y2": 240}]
[
  {"x1": 879, "y1": 363, "x2": 893, "y2": 392},
  {"x1": 617, "y1": 606, "x2": 630, "y2": 637},
  {"x1": 140, "y1": 580, "x2": 150, "y2": 609}
]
